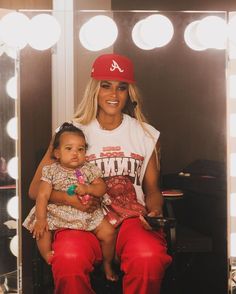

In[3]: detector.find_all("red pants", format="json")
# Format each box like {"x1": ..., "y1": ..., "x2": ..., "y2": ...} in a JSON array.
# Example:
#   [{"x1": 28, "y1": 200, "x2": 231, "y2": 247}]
[{"x1": 51, "y1": 217, "x2": 172, "y2": 294}]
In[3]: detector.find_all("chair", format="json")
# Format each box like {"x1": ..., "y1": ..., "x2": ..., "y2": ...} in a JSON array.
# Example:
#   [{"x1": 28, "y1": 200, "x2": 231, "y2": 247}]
[
  {"x1": 31, "y1": 190, "x2": 213, "y2": 294},
  {"x1": 31, "y1": 213, "x2": 176, "y2": 294},
  {"x1": 161, "y1": 190, "x2": 213, "y2": 294}
]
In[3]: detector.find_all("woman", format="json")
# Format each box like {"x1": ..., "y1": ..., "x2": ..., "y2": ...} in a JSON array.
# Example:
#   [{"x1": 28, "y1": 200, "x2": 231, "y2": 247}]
[{"x1": 29, "y1": 53, "x2": 172, "y2": 294}]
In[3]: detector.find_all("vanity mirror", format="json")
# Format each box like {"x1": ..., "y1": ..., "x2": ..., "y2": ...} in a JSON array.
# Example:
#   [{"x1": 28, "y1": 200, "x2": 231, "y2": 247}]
[
  {"x1": 0, "y1": 8, "x2": 233, "y2": 294},
  {"x1": 0, "y1": 9, "x2": 20, "y2": 293}
]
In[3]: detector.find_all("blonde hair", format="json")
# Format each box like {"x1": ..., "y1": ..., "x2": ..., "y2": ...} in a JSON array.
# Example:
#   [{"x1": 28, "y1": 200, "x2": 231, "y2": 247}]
[
  {"x1": 73, "y1": 78, "x2": 148, "y2": 127},
  {"x1": 73, "y1": 79, "x2": 100, "y2": 124},
  {"x1": 73, "y1": 78, "x2": 158, "y2": 162}
]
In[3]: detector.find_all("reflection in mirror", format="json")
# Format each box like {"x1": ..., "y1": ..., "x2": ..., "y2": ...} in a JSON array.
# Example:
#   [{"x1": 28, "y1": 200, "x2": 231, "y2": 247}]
[{"x1": 0, "y1": 9, "x2": 19, "y2": 293}]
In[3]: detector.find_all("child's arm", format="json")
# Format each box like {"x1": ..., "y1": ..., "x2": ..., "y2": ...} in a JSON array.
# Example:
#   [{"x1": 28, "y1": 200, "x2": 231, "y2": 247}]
[
  {"x1": 75, "y1": 177, "x2": 106, "y2": 198},
  {"x1": 32, "y1": 181, "x2": 52, "y2": 240},
  {"x1": 28, "y1": 141, "x2": 91, "y2": 209}
]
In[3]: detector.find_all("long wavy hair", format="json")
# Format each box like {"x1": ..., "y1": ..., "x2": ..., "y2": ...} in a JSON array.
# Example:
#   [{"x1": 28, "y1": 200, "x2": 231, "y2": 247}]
[
  {"x1": 73, "y1": 78, "x2": 148, "y2": 126},
  {"x1": 73, "y1": 78, "x2": 159, "y2": 167}
]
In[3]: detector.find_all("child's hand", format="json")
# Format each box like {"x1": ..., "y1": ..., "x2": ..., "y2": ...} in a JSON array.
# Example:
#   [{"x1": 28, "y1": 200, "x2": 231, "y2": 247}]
[
  {"x1": 75, "y1": 183, "x2": 89, "y2": 196},
  {"x1": 31, "y1": 219, "x2": 49, "y2": 240}
]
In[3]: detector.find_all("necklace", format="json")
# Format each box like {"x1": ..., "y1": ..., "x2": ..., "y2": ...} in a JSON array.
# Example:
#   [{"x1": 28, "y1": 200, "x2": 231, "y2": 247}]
[{"x1": 98, "y1": 115, "x2": 123, "y2": 130}]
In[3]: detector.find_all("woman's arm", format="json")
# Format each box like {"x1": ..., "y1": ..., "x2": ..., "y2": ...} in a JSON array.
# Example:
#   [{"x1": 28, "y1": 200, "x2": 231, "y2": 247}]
[
  {"x1": 35, "y1": 181, "x2": 52, "y2": 220},
  {"x1": 50, "y1": 190, "x2": 101, "y2": 213},
  {"x1": 142, "y1": 140, "x2": 164, "y2": 216},
  {"x1": 29, "y1": 145, "x2": 54, "y2": 200},
  {"x1": 75, "y1": 177, "x2": 107, "y2": 197},
  {"x1": 140, "y1": 141, "x2": 164, "y2": 230}
]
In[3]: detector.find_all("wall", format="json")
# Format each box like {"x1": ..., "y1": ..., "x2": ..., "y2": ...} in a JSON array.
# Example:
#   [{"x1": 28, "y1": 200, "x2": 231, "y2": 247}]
[
  {"x1": 112, "y1": 0, "x2": 236, "y2": 11},
  {"x1": 0, "y1": 0, "x2": 51, "y2": 9}
]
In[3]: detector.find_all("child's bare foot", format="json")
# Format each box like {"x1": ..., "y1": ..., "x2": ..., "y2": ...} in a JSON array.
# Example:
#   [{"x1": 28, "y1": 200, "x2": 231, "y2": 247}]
[
  {"x1": 103, "y1": 262, "x2": 118, "y2": 282},
  {"x1": 45, "y1": 250, "x2": 54, "y2": 265}
]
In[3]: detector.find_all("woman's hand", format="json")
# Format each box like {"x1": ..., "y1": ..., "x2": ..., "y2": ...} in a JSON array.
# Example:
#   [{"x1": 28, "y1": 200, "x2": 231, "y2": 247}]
[
  {"x1": 75, "y1": 183, "x2": 88, "y2": 196},
  {"x1": 67, "y1": 194, "x2": 101, "y2": 213},
  {"x1": 139, "y1": 208, "x2": 163, "y2": 230},
  {"x1": 141, "y1": 144, "x2": 164, "y2": 231},
  {"x1": 49, "y1": 189, "x2": 101, "y2": 213}
]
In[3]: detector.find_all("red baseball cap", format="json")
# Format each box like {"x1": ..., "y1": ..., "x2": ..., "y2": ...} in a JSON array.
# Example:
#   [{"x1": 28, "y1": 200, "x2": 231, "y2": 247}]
[{"x1": 91, "y1": 53, "x2": 135, "y2": 83}]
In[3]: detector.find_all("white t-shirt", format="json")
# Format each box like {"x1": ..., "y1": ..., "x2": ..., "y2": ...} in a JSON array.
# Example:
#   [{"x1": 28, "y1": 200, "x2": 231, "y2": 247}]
[{"x1": 72, "y1": 114, "x2": 160, "y2": 206}]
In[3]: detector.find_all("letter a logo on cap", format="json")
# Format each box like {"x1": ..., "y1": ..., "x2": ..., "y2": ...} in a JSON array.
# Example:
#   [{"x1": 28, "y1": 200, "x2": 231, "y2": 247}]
[
  {"x1": 91, "y1": 53, "x2": 135, "y2": 83},
  {"x1": 110, "y1": 60, "x2": 124, "y2": 73}
]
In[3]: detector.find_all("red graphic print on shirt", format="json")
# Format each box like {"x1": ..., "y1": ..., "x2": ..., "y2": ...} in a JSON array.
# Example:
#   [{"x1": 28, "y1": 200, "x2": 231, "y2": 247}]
[{"x1": 104, "y1": 175, "x2": 146, "y2": 226}]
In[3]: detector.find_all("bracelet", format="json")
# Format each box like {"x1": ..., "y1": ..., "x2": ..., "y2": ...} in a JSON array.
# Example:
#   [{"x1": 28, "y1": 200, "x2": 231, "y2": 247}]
[{"x1": 67, "y1": 184, "x2": 77, "y2": 196}]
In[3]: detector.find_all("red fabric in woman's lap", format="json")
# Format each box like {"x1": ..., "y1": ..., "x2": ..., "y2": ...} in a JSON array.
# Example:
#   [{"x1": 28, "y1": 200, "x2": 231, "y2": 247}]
[{"x1": 51, "y1": 218, "x2": 172, "y2": 294}]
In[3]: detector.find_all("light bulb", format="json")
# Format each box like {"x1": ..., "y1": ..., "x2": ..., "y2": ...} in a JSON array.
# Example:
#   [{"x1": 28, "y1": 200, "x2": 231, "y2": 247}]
[
  {"x1": 0, "y1": 12, "x2": 29, "y2": 49},
  {"x1": 196, "y1": 16, "x2": 227, "y2": 49},
  {"x1": 7, "y1": 157, "x2": 18, "y2": 180},
  {"x1": 6, "y1": 76, "x2": 17, "y2": 99},
  {"x1": 6, "y1": 117, "x2": 17, "y2": 140},
  {"x1": 229, "y1": 75, "x2": 236, "y2": 99},
  {"x1": 4, "y1": 45, "x2": 18, "y2": 59},
  {"x1": 231, "y1": 193, "x2": 236, "y2": 217},
  {"x1": 140, "y1": 14, "x2": 174, "y2": 48},
  {"x1": 7, "y1": 196, "x2": 18, "y2": 219},
  {"x1": 10, "y1": 235, "x2": 18, "y2": 257},
  {"x1": 228, "y1": 15, "x2": 236, "y2": 46},
  {"x1": 230, "y1": 153, "x2": 236, "y2": 177},
  {"x1": 230, "y1": 114, "x2": 236, "y2": 137},
  {"x1": 132, "y1": 19, "x2": 155, "y2": 50},
  {"x1": 79, "y1": 15, "x2": 118, "y2": 51},
  {"x1": 231, "y1": 233, "x2": 236, "y2": 257},
  {"x1": 28, "y1": 14, "x2": 61, "y2": 50},
  {"x1": 184, "y1": 21, "x2": 206, "y2": 51}
]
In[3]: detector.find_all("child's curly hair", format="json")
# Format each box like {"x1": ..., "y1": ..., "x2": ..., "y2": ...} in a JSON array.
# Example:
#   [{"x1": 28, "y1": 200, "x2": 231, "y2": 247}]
[{"x1": 52, "y1": 122, "x2": 88, "y2": 158}]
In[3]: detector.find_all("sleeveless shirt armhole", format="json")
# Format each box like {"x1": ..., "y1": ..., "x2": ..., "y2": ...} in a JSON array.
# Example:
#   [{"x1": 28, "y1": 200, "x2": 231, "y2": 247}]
[{"x1": 141, "y1": 123, "x2": 160, "y2": 178}]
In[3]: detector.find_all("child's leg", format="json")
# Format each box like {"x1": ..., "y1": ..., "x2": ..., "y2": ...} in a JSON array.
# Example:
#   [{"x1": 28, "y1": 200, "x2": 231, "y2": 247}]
[
  {"x1": 93, "y1": 219, "x2": 118, "y2": 281},
  {"x1": 36, "y1": 231, "x2": 54, "y2": 264}
]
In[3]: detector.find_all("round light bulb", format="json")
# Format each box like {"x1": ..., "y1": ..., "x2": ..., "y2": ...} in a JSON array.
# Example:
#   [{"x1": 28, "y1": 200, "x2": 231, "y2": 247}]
[
  {"x1": 140, "y1": 14, "x2": 174, "y2": 48},
  {"x1": 230, "y1": 193, "x2": 236, "y2": 217},
  {"x1": 10, "y1": 235, "x2": 18, "y2": 257},
  {"x1": 79, "y1": 15, "x2": 118, "y2": 51},
  {"x1": 132, "y1": 19, "x2": 155, "y2": 50},
  {"x1": 4, "y1": 45, "x2": 18, "y2": 59},
  {"x1": 0, "y1": 12, "x2": 29, "y2": 49},
  {"x1": 7, "y1": 196, "x2": 18, "y2": 219},
  {"x1": 184, "y1": 21, "x2": 206, "y2": 51},
  {"x1": 230, "y1": 114, "x2": 236, "y2": 137},
  {"x1": 231, "y1": 233, "x2": 236, "y2": 257},
  {"x1": 6, "y1": 76, "x2": 17, "y2": 99},
  {"x1": 28, "y1": 14, "x2": 61, "y2": 50},
  {"x1": 230, "y1": 153, "x2": 236, "y2": 177},
  {"x1": 6, "y1": 117, "x2": 18, "y2": 140},
  {"x1": 229, "y1": 75, "x2": 236, "y2": 99},
  {"x1": 7, "y1": 157, "x2": 18, "y2": 180},
  {"x1": 196, "y1": 16, "x2": 227, "y2": 49},
  {"x1": 228, "y1": 15, "x2": 236, "y2": 46}
]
